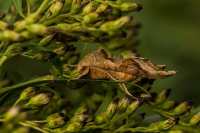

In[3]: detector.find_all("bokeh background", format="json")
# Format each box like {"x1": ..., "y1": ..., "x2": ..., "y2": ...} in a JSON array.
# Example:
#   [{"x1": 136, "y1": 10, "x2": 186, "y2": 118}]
[{"x1": 136, "y1": 0, "x2": 200, "y2": 104}]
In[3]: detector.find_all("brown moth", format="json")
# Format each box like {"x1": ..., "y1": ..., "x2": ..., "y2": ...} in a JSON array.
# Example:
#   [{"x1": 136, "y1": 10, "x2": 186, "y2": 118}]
[{"x1": 76, "y1": 49, "x2": 176, "y2": 82}]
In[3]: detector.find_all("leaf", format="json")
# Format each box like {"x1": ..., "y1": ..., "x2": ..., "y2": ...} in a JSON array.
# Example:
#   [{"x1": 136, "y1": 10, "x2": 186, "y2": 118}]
[
  {"x1": 12, "y1": 0, "x2": 25, "y2": 17},
  {"x1": 76, "y1": 49, "x2": 176, "y2": 82}
]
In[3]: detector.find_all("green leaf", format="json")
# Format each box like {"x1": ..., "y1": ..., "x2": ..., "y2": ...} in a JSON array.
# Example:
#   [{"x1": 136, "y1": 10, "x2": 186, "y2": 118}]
[{"x1": 12, "y1": 0, "x2": 25, "y2": 17}]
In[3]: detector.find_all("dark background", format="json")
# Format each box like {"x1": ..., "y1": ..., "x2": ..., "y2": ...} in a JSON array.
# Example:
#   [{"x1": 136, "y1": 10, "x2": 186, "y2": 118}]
[{"x1": 136, "y1": 0, "x2": 200, "y2": 104}]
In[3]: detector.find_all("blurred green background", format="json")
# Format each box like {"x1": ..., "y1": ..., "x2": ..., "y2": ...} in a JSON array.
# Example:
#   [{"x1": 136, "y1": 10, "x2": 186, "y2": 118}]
[{"x1": 136, "y1": 0, "x2": 200, "y2": 104}]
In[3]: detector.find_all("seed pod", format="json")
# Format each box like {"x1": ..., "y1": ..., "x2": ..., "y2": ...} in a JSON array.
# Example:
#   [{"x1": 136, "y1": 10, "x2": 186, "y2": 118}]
[
  {"x1": 172, "y1": 101, "x2": 192, "y2": 116},
  {"x1": 26, "y1": 93, "x2": 50, "y2": 108},
  {"x1": 83, "y1": 13, "x2": 99, "y2": 24},
  {"x1": 155, "y1": 89, "x2": 171, "y2": 104},
  {"x1": 27, "y1": 24, "x2": 48, "y2": 35},
  {"x1": 47, "y1": 113, "x2": 65, "y2": 129},
  {"x1": 0, "y1": 30, "x2": 20, "y2": 41},
  {"x1": 18, "y1": 87, "x2": 36, "y2": 101},
  {"x1": 0, "y1": 21, "x2": 8, "y2": 30},
  {"x1": 49, "y1": 0, "x2": 63, "y2": 17},
  {"x1": 189, "y1": 112, "x2": 200, "y2": 125},
  {"x1": 126, "y1": 99, "x2": 141, "y2": 114}
]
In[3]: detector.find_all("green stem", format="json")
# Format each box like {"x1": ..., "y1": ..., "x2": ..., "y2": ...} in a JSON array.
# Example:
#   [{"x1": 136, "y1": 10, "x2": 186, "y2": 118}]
[{"x1": 0, "y1": 75, "x2": 54, "y2": 95}]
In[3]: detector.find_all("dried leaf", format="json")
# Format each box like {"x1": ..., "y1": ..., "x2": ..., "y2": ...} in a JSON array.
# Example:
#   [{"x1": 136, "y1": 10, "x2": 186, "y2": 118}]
[{"x1": 76, "y1": 49, "x2": 176, "y2": 82}]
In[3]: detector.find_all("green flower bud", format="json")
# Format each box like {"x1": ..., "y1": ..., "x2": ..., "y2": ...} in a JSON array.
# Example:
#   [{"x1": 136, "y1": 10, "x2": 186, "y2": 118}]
[
  {"x1": 0, "y1": 21, "x2": 8, "y2": 30},
  {"x1": 27, "y1": 24, "x2": 47, "y2": 35},
  {"x1": 96, "y1": 4, "x2": 108, "y2": 14},
  {"x1": 49, "y1": 0, "x2": 63, "y2": 17},
  {"x1": 47, "y1": 113, "x2": 65, "y2": 129},
  {"x1": 70, "y1": 0, "x2": 82, "y2": 14},
  {"x1": 19, "y1": 87, "x2": 36, "y2": 101},
  {"x1": 65, "y1": 105, "x2": 88, "y2": 132},
  {"x1": 83, "y1": 13, "x2": 99, "y2": 24},
  {"x1": 155, "y1": 89, "x2": 171, "y2": 104},
  {"x1": 105, "y1": 99, "x2": 118, "y2": 118},
  {"x1": 82, "y1": 2, "x2": 97, "y2": 15},
  {"x1": 160, "y1": 100, "x2": 175, "y2": 110},
  {"x1": 149, "y1": 119, "x2": 176, "y2": 131},
  {"x1": 100, "y1": 16, "x2": 130, "y2": 35},
  {"x1": 26, "y1": 93, "x2": 50, "y2": 108},
  {"x1": 14, "y1": 14, "x2": 37, "y2": 31},
  {"x1": 0, "y1": 30, "x2": 20, "y2": 41},
  {"x1": 119, "y1": 3, "x2": 142, "y2": 12},
  {"x1": 172, "y1": 101, "x2": 192, "y2": 116},
  {"x1": 117, "y1": 97, "x2": 130, "y2": 113},
  {"x1": 189, "y1": 112, "x2": 200, "y2": 125},
  {"x1": 126, "y1": 100, "x2": 141, "y2": 114},
  {"x1": 20, "y1": 31, "x2": 31, "y2": 39},
  {"x1": 39, "y1": 34, "x2": 54, "y2": 46}
]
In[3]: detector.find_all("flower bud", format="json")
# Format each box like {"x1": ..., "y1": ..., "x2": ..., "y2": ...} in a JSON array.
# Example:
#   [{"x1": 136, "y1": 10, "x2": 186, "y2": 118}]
[
  {"x1": 119, "y1": 3, "x2": 142, "y2": 12},
  {"x1": 96, "y1": 4, "x2": 108, "y2": 14},
  {"x1": 0, "y1": 30, "x2": 20, "y2": 41},
  {"x1": 117, "y1": 97, "x2": 130, "y2": 113},
  {"x1": 39, "y1": 34, "x2": 54, "y2": 46},
  {"x1": 27, "y1": 24, "x2": 47, "y2": 35},
  {"x1": 82, "y1": 2, "x2": 97, "y2": 15},
  {"x1": 19, "y1": 87, "x2": 36, "y2": 101},
  {"x1": 83, "y1": 13, "x2": 99, "y2": 24},
  {"x1": 172, "y1": 101, "x2": 192, "y2": 116},
  {"x1": 70, "y1": 0, "x2": 82, "y2": 14},
  {"x1": 49, "y1": 0, "x2": 63, "y2": 17},
  {"x1": 126, "y1": 99, "x2": 141, "y2": 114},
  {"x1": 149, "y1": 119, "x2": 176, "y2": 131},
  {"x1": 26, "y1": 93, "x2": 50, "y2": 108},
  {"x1": 100, "y1": 16, "x2": 130, "y2": 35},
  {"x1": 189, "y1": 112, "x2": 200, "y2": 125},
  {"x1": 0, "y1": 21, "x2": 8, "y2": 30},
  {"x1": 47, "y1": 113, "x2": 65, "y2": 129},
  {"x1": 105, "y1": 99, "x2": 118, "y2": 118},
  {"x1": 155, "y1": 89, "x2": 171, "y2": 104}
]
